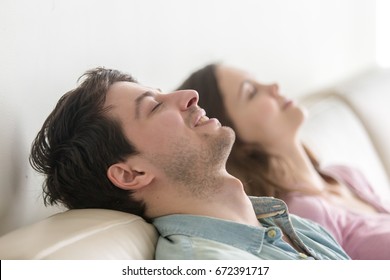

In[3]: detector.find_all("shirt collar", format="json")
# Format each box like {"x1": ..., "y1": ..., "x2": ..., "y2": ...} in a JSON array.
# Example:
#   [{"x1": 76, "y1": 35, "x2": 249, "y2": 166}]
[
  {"x1": 248, "y1": 196, "x2": 288, "y2": 218},
  {"x1": 152, "y1": 196, "x2": 289, "y2": 255}
]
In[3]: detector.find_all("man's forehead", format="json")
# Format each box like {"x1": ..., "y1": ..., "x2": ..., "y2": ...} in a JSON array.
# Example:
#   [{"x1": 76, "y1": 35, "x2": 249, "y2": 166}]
[
  {"x1": 109, "y1": 81, "x2": 145, "y2": 95},
  {"x1": 108, "y1": 81, "x2": 160, "y2": 98},
  {"x1": 105, "y1": 82, "x2": 143, "y2": 105},
  {"x1": 104, "y1": 82, "x2": 141, "y2": 111}
]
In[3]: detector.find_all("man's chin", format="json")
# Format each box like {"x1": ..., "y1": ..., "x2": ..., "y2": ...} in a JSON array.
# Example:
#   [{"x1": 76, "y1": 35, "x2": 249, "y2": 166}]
[
  {"x1": 216, "y1": 126, "x2": 235, "y2": 157},
  {"x1": 221, "y1": 125, "x2": 235, "y2": 144}
]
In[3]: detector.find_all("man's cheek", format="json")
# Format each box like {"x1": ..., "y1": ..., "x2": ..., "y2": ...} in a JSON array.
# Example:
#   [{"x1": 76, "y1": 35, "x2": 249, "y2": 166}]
[{"x1": 159, "y1": 112, "x2": 185, "y2": 124}]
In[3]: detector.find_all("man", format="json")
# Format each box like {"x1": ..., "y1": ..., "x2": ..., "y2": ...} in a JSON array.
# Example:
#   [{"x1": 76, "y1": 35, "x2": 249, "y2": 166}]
[{"x1": 30, "y1": 67, "x2": 349, "y2": 260}]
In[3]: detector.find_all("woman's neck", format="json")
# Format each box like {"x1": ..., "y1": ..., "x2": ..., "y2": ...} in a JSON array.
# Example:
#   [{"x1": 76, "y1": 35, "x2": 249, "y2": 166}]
[{"x1": 270, "y1": 138, "x2": 327, "y2": 194}]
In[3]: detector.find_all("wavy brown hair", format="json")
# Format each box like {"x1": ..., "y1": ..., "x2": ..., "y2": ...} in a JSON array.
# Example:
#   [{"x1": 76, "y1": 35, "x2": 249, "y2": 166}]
[
  {"x1": 175, "y1": 63, "x2": 332, "y2": 197},
  {"x1": 30, "y1": 67, "x2": 147, "y2": 218}
]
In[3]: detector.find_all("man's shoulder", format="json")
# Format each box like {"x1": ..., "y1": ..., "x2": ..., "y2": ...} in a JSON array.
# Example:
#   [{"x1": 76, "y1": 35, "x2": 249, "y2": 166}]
[{"x1": 154, "y1": 235, "x2": 260, "y2": 260}]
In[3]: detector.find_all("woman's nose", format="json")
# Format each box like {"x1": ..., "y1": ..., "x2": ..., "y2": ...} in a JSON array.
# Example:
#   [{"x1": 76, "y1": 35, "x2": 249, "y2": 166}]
[{"x1": 269, "y1": 83, "x2": 280, "y2": 97}]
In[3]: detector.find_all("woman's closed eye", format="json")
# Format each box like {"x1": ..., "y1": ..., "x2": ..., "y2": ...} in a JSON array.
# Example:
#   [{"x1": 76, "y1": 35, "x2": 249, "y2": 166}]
[
  {"x1": 247, "y1": 88, "x2": 258, "y2": 100},
  {"x1": 240, "y1": 81, "x2": 258, "y2": 101}
]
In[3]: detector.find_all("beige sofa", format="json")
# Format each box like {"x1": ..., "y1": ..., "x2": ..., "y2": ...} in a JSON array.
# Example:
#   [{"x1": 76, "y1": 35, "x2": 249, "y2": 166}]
[
  {"x1": 300, "y1": 67, "x2": 390, "y2": 200},
  {"x1": 0, "y1": 209, "x2": 158, "y2": 259},
  {"x1": 0, "y1": 67, "x2": 389, "y2": 260}
]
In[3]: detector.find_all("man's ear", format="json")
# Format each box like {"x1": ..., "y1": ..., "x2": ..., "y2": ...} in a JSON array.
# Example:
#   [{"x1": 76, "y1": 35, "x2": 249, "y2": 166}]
[{"x1": 107, "y1": 162, "x2": 154, "y2": 191}]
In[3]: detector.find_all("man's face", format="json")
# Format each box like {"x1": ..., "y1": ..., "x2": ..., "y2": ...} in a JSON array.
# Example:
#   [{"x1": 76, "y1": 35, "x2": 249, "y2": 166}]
[{"x1": 104, "y1": 81, "x2": 235, "y2": 195}]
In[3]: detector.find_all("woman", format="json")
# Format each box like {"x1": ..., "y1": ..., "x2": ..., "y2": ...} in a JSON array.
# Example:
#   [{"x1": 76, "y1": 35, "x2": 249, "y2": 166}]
[{"x1": 176, "y1": 63, "x2": 390, "y2": 260}]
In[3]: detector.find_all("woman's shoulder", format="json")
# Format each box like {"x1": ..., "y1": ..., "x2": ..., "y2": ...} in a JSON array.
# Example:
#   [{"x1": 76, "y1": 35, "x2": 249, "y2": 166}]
[
  {"x1": 321, "y1": 164, "x2": 362, "y2": 177},
  {"x1": 284, "y1": 192, "x2": 344, "y2": 244},
  {"x1": 284, "y1": 192, "x2": 329, "y2": 219},
  {"x1": 321, "y1": 164, "x2": 375, "y2": 193}
]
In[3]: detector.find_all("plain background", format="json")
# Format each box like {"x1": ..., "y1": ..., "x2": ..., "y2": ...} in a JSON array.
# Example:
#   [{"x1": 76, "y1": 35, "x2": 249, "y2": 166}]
[{"x1": 0, "y1": 0, "x2": 385, "y2": 235}]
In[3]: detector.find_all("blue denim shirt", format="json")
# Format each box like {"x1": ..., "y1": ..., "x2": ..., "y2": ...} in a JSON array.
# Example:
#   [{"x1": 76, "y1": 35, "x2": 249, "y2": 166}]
[{"x1": 153, "y1": 196, "x2": 350, "y2": 260}]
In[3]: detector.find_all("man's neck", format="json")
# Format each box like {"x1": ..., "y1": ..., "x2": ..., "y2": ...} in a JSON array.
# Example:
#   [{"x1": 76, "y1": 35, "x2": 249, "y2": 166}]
[{"x1": 167, "y1": 174, "x2": 261, "y2": 228}]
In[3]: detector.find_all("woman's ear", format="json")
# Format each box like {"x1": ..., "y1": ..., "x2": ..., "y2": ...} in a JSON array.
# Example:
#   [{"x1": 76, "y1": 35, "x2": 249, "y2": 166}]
[{"x1": 107, "y1": 162, "x2": 154, "y2": 191}]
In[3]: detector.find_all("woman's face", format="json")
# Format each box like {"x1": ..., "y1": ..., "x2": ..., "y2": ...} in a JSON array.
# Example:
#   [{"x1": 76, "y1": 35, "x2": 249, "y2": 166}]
[{"x1": 216, "y1": 65, "x2": 306, "y2": 150}]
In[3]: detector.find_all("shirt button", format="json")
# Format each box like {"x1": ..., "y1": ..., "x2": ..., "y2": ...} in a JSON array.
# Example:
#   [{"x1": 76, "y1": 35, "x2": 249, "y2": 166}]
[
  {"x1": 298, "y1": 253, "x2": 308, "y2": 259},
  {"x1": 267, "y1": 229, "x2": 277, "y2": 238}
]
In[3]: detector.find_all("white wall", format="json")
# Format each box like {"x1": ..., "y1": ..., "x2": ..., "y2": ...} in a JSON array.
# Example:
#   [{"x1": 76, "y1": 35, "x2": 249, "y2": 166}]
[
  {"x1": 376, "y1": 0, "x2": 390, "y2": 67},
  {"x1": 0, "y1": 0, "x2": 377, "y2": 235}
]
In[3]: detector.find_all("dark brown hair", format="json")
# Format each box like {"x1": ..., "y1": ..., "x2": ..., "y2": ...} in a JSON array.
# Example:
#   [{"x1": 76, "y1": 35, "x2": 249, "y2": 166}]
[
  {"x1": 30, "y1": 67, "x2": 147, "y2": 218},
  {"x1": 176, "y1": 63, "x2": 330, "y2": 197}
]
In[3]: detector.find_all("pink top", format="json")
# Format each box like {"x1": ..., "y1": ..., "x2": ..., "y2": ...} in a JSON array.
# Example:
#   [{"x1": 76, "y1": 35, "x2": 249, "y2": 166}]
[{"x1": 282, "y1": 165, "x2": 390, "y2": 260}]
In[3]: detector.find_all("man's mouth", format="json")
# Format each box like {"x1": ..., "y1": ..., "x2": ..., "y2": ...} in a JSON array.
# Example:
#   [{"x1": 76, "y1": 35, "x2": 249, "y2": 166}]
[{"x1": 195, "y1": 114, "x2": 210, "y2": 127}]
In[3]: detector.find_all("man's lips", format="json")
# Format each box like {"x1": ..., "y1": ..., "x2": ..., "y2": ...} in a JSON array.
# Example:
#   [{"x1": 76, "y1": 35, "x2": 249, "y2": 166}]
[
  {"x1": 192, "y1": 108, "x2": 222, "y2": 128},
  {"x1": 194, "y1": 109, "x2": 210, "y2": 127}
]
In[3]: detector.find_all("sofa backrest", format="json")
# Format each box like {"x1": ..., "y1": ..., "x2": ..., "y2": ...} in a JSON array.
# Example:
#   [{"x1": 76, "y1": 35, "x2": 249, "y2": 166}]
[
  {"x1": 0, "y1": 209, "x2": 158, "y2": 259},
  {"x1": 300, "y1": 92, "x2": 390, "y2": 201},
  {"x1": 334, "y1": 68, "x2": 390, "y2": 184}
]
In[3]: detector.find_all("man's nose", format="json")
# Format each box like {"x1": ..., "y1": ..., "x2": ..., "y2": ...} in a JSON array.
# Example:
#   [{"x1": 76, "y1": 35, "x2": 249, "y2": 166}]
[{"x1": 170, "y1": 89, "x2": 199, "y2": 110}]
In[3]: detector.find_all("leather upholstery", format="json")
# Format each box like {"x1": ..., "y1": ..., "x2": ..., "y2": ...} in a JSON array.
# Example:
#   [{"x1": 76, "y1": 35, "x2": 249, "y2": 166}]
[{"x1": 0, "y1": 209, "x2": 158, "y2": 259}]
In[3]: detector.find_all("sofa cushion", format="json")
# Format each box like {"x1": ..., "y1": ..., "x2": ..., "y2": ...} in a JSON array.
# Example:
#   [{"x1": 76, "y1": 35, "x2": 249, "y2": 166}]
[
  {"x1": 334, "y1": 68, "x2": 390, "y2": 186},
  {"x1": 299, "y1": 92, "x2": 390, "y2": 201},
  {"x1": 0, "y1": 209, "x2": 158, "y2": 260}
]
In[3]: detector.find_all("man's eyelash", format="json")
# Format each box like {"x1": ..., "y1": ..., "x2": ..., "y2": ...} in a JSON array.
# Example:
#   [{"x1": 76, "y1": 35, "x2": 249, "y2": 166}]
[{"x1": 151, "y1": 102, "x2": 162, "y2": 112}]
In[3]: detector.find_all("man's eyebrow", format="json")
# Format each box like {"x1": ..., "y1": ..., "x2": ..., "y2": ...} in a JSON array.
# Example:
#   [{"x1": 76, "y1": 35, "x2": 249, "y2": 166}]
[{"x1": 135, "y1": 91, "x2": 155, "y2": 119}]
